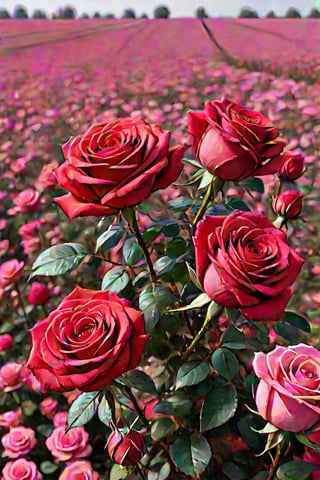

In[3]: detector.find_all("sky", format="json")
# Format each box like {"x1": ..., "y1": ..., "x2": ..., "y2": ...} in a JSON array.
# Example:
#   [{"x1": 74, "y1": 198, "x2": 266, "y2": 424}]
[{"x1": 0, "y1": 0, "x2": 319, "y2": 17}]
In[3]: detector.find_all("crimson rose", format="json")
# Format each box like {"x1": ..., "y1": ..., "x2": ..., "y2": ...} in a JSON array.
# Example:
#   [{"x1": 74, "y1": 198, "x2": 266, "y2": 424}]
[
  {"x1": 188, "y1": 98, "x2": 286, "y2": 181},
  {"x1": 26, "y1": 287, "x2": 147, "y2": 392},
  {"x1": 54, "y1": 118, "x2": 186, "y2": 220},
  {"x1": 194, "y1": 211, "x2": 304, "y2": 320}
]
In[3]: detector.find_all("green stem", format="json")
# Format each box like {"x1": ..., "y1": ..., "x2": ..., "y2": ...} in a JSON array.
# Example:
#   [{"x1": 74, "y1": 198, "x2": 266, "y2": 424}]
[
  {"x1": 15, "y1": 283, "x2": 30, "y2": 330},
  {"x1": 124, "y1": 386, "x2": 149, "y2": 428},
  {"x1": 192, "y1": 176, "x2": 224, "y2": 232}
]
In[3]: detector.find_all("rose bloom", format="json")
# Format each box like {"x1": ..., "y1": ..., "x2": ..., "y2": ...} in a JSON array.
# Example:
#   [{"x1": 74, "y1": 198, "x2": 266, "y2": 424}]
[
  {"x1": 279, "y1": 150, "x2": 305, "y2": 181},
  {"x1": 0, "y1": 362, "x2": 25, "y2": 392},
  {"x1": 39, "y1": 397, "x2": 58, "y2": 419},
  {"x1": 9, "y1": 189, "x2": 40, "y2": 214},
  {"x1": 59, "y1": 461, "x2": 99, "y2": 480},
  {"x1": 53, "y1": 117, "x2": 187, "y2": 220},
  {"x1": 2, "y1": 458, "x2": 42, "y2": 480},
  {"x1": 27, "y1": 282, "x2": 50, "y2": 306},
  {"x1": 45, "y1": 426, "x2": 92, "y2": 462},
  {"x1": 188, "y1": 98, "x2": 286, "y2": 181},
  {"x1": 272, "y1": 190, "x2": 304, "y2": 219},
  {"x1": 0, "y1": 260, "x2": 24, "y2": 290},
  {"x1": 253, "y1": 344, "x2": 320, "y2": 432},
  {"x1": 194, "y1": 211, "x2": 304, "y2": 320},
  {"x1": 2, "y1": 427, "x2": 36, "y2": 458},
  {"x1": 107, "y1": 429, "x2": 146, "y2": 466},
  {"x1": 53, "y1": 411, "x2": 68, "y2": 428},
  {"x1": 0, "y1": 334, "x2": 13, "y2": 351},
  {"x1": 0, "y1": 409, "x2": 22, "y2": 428},
  {"x1": 27, "y1": 287, "x2": 147, "y2": 392}
]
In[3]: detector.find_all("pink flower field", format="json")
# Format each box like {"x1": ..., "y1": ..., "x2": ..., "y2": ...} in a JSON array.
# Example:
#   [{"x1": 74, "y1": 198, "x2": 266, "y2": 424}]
[{"x1": 0, "y1": 17, "x2": 320, "y2": 480}]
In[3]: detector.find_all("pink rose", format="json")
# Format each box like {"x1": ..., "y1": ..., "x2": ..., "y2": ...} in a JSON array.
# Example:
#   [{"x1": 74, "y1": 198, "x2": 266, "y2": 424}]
[
  {"x1": 39, "y1": 397, "x2": 58, "y2": 419},
  {"x1": 0, "y1": 363, "x2": 25, "y2": 392},
  {"x1": 253, "y1": 344, "x2": 320, "y2": 432},
  {"x1": 188, "y1": 98, "x2": 286, "y2": 181},
  {"x1": 59, "y1": 461, "x2": 99, "y2": 480},
  {"x1": 0, "y1": 260, "x2": 24, "y2": 291},
  {"x1": 27, "y1": 282, "x2": 50, "y2": 305},
  {"x1": 0, "y1": 409, "x2": 22, "y2": 428},
  {"x1": 2, "y1": 427, "x2": 36, "y2": 458},
  {"x1": 54, "y1": 118, "x2": 186, "y2": 220},
  {"x1": 2, "y1": 459, "x2": 42, "y2": 480},
  {"x1": 9, "y1": 189, "x2": 41, "y2": 215},
  {"x1": 194, "y1": 211, "x2": 304, "y2": 321},
  {"x1": 27, "y1": 287, "x2": 147, "y2": 392},
  {"x1": 53, "y1": 411, "x2": 68, "y2": 428},
  {"x1": 107, "y1": 429, "x2": 146, "y2": 466},
  {"x1": 45, "y1": 426, "x2": 92, "y2": 462},
  {"x1": 0, "y1": 334, "x2": 13, "y2": 351}
]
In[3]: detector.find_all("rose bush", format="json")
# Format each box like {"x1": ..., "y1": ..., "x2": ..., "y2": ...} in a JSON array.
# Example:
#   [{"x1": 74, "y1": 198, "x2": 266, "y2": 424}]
[
  {"x1": 253, "y1": 344, "x2": 320, "y2": 432},
  {"x1": 26, "y1": 286, "x2": 147, "y2": 392},
  {"x1": 194, "y1": 210, "x2": 304, "y2": 320},
  {"x1": 188, "y1": 98, "x2": 286, "y2": 181},
  {"x1": 53, "y1": 117, "x2": 186, "y2": 219}
]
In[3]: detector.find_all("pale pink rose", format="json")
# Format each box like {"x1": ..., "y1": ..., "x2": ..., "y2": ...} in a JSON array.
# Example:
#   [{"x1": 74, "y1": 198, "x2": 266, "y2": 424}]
[
  {"x1": 59, "y1": 461, "x2": 99, "y2": 480},
  {"x1": 2, "y1": 427, "x2": 36, "y2": 458},
  {"x1": 0, "y1": 409, "x2": 22, "y2": 428},
  {"x1": 2, "y1": 458, "x2": 42, "y2": 480},
  {"x1": 253, "y1": 344, "x2": 320, "y2": 432},
  {"x1": 39, "y1": 397, "x2": 58, "y2": 419},
  {"x1": 0, "y1": 260, "x2": 24, "y2": 291},
  {"x1": 45, "y1": 426, "x2": 92, "y2": 462},
  {"x1": 53, "y1": 411, "x2": 68, "y2": 428},
  {"x1": 0, "y1": 363, "x2": 25, "y2": 392}
]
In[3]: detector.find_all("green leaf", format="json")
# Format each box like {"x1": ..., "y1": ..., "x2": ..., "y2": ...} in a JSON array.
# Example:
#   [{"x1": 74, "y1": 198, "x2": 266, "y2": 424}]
[
  {"x1": 200, "y1": 385, "x2": 238, "y2": 431},
  {"x1": 139, "y1": 287, "x2": 160, "y2": 331},
  {"x1": 182, "y1": 157, "x2": 203, "y2": 169},
  {"x1": 154, "y1": 401, "x2": 175, "y2": 416},
  {"x1": 95, "y1": 224, "x2": 125, "y2": 252},
  {"x1": 66, "y1": 391, "x2": 101, "y2": 433},
  {"x1": 211, "y1": 348, "x2": 240, "y2": 381},
  {"x1": 226, "y1": 198, "x2": 250, "y2": 211},
  {"x1": 185, "y1": 262, "x2": 203, "y2": 291},
  {"x1": 198, "y1": 170, "x2": 214, "y2": 190},
  {"x1": 31, "y1": 243, "x2": 87, "y2": 277},
  {"x1": 163, "y1": 222, "x2": 180, "y2": 237},
  {"x1": 170, "y1": 434, "x2": 211, "y2": 478},
  {"x1": 276, "y1": 461, "x2": 315, "y2": 480},
  {"x1": 102, "y1": 266, "x2": 130, "y2": 294},
  {"x1": 284, "y1": 311, "x2": 310, "y2": 333},
  {"x1": 122, "y1": 236, "x2": 143, "y2": 266},
  {"x1": 142, "y1": 225, "x2": 162, "y2": 243},
  {"x1": 220, "y1": 324, "x2": 246, "y2": 348},
  {"x1": 251, "y1": 473, "x2": 268, "y2": 480},
  {"x1": 167, "y1": 392, "x2": 192, "y2": 416},
  {"x1": 169, "y1": 197, "x2": 193, "y2": 212},
  {"x1": 154, "y1": 256, "x2": 176, "y2": 276},
  {"x1": 222, "y1": 462, "x2": 246, "y2": 480},
  {"x1": 148, "y1": 458, "x2": 171, "y2": 480},
  {"x1": 110, "y1": 464, "x2": 134, "y2": 480},
  {"x1": 40, "y1": 462, "x2": 59, "y2": 475},
  {"x1": 176, "y1": 361, "x2": 210, "y2": 389},
  {"x1": 151, "y1": 418, "x2": 177, "y2": 440},
  {"x1": 97, "y1": 395, "x2": 112, "y2": 427},
  {"x1": 243, "y1": 177, "x2": 264, "y2": 193},
  {"x1": 121, "y1": 370, "x2": 158, "y2": 397},
  {"x1": 295, "y1": 433, "x2": 320, "y2": 452},
  {"x1": 169, "y1": 292, "x2": 211, "y2": 312},
  {"x1": 273, "y1": 322, "x2": 303, "y2": 343}
]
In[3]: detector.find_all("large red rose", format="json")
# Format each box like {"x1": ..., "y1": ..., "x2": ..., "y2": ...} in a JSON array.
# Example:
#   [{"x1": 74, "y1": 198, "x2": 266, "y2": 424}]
[
  {"x1": 188, "y1": 98, "x2": 286, "y2": 181},
  {"x1": 26, "y1": 287, "x2": 147, "y2": 392},
  {"x1": 194, "y1": 211, "x2": 304, "y2": 320},
  {"x1": 54, "y1": 118, "x2": 186, "y2": 220}
]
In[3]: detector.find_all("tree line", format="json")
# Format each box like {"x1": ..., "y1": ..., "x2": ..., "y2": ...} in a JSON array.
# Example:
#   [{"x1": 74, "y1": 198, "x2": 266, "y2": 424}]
[{"x1": 0, "y1": 4, "x2": 319, "y2": 19}]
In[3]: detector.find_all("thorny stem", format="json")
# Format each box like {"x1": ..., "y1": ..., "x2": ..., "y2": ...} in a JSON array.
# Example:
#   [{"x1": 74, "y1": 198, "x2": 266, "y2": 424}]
[
  {"x1": 127, "y1": 207, "x2": 157, "y2": 283},
  {"x1": 266, "y1": 444, "x2": 281, "y2": 480},
  {"x1": 192, "y1": 181, "x2": 213, "y2": 232}
]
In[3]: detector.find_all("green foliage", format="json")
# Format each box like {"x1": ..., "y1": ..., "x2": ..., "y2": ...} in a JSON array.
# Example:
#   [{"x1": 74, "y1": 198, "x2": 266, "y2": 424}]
[
  {"x1": 211, "y1": 348, "x2": 240, "y2": 380},
  {"x1": 170, "y1": 433, "x2": 211, "y2": 478},
  {"x1": 200, "y1": 385, "x2": 238, "y2": 431},
  {"x1": 31, "y1": 243, "x2": 88, "y2": 277},
  {"x1": 277, "y1": 461, "x2": 315, "y2": 479},
  {"x1": 101, "y1": 266, "x2": 130, "y2": 293},
  {"x1": 175, "y1": 361, "x2": 210, "y2": 389},
  {"x1": 66, "y1": 391, "x2": 102, "y2": 432}
]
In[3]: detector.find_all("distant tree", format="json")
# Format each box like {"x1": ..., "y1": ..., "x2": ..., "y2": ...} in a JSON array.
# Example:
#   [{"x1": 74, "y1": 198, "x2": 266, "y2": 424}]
[
  {"x1": 238, "y1": 6, "x2": 259, "y2": 18},
  {"x1": 266, "y1": 10, "x2": 276, "y2": 18},
  {"x1": 80, "y1": 12, "x2": 90, "y2": 18},
  {"x1": 93, "y1": 12, "x2": 101, "y2": 18},
  {"x1": 122, "y1": 8, "x2": 136, "y2": 18},
  {"x1": 285, "y1": 7, "x2": 302, "y2": 18},
  {"x1": 105, "y1": 13, "x2": 115, "y2": 18},
  {"x1": 307, "y1": 8, "x2": 320, "y2": 18},
  {"x1": 13, "y1": 4, "x2": 28, "y2": 18},
  {"x1": 140, "y1": 12, "x2": 148, "y2": 18},
  {"x1": 32, "y1": 9, "x2": 47, "y2": 18},
  {"x1": 195, "y1": 6, "x2": 208, "y2": 18},
  {"x1": 0, "y1": 7, "x2": 10, "y2": 18},
  {"x1": 61, "y1": 5, "x2": 76, "y2": 18},
  {"x1": 154, "y1": 5, "x2": 170, "y2": 18}
]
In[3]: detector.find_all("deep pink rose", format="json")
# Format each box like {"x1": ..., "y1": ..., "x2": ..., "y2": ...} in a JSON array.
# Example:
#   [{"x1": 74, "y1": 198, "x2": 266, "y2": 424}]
[
  {"x1": 53, "y1": 118, "x2": 186, "y2": 219},
  {"x1": 45, "y1": 426, "x2": 91, "y2": 462},
  {"x1": 27, "y1": 287, "x2": 147, "y2": 392},
  {"x1": 0, "y1": 334, "x2": 13, "y2": 351},
  {"x1": 2, "y1": 427, "x2": 36, "y2": 458},
  {"x1": 279, "y1": 150, "x2": 305, "y2": 181},
  {"x1": 194, "y1": 211, "x2": 304, "y2": 320},
  {"x1": 9, "y1": 189, "x2": 41, "y2": 215},
  {"x1": 2, "y1": 459, "x2": 42, "y2": 480},
  {"x1": 39, "y1": 397, "x2": 59, "y2": 419},
  {"x1": 59, "y1": 461, "x2": 99, "y2": 480},
  {"x1": 27, "y1": 282, "x2": 50, "y2": 305},
  {"x1": 0, "y1": 409, "x2": 22, "y2": 428},
  {"x1": 253, "y1": 344, "x2": 320, "y2": 432},
  {"x1": 107, "y1": 429, "x2": 146, "y2": 466},
  {"x1": 272, "y1": 190, "x2": 304, "y2": 218},
  {"x1": 0, "y1": 260, "x2": 24, "y2": 290},
  {"x1": 188, "y1": 98, "x2": 286, "y2": 181}
]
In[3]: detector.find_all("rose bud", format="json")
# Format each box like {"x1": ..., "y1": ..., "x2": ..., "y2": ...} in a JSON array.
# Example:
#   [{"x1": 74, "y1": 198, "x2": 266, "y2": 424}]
[
  {"x1": 2, "y1": 458, "x2": 42, "y2": 480},
  {"x1": 272, "y1": 190, "x2": 303, "y2": 218},
  {"x1": 0, "y1": 334, "x2": 13, "y2": 351},
  {"x1": 279, "y1": 150, "x2": 305, "y2": 181},
  {"x1": 107, "y1": 429, "x2": 146, "y2": 466},
  {"x1": 188, "y1": 98, "x2": 286, "y2": 181},
  {"x1": 39, "y1": 397, "x2": 58, "y2": 419},
  {"x1": 27, "y1": 282, "x2": 50, "y2": 305}
]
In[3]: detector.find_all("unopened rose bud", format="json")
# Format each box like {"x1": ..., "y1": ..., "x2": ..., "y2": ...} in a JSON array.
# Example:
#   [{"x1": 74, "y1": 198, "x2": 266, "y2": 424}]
[
  {"x1": 279, "y1": 151, "x2": 305, "y2": 181},
  {"x1": 107, "y1": 429, "x2": 146, "y2": 466},
  {"x1": 27, "y1": 282, "x2": 50, "y2": 305},
  {"x1": 272, "y1": 190, "x2": 303, "y2": 219},
  {"x1": 0, "y1": 334, "x2": 13, "y2": 351}
]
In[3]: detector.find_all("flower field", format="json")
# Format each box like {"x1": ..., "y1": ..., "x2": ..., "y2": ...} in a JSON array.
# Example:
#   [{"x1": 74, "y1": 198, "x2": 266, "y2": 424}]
[{"x1": 0, "y1": 17, "x2": 320, "y2": 480}]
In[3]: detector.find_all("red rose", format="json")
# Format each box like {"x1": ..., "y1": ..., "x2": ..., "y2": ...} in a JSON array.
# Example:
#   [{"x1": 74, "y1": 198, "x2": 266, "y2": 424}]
[
  {"x1": 107, "y1": 429, "x2": 146, "y2": 466},
  {"x1": 27, "y1": 287, "x2": 147, "y2": 392},
  {"x1": 272, "y1": 190, "x2": 303, "y2": 218},
  {"x1": 194, "y1": 211, "x2": 304, "y2": 320},
  {"x1": 279, "y1": 150, "x2": 305, "y2": 181},
  {"x1": 54, "y1": 118, "x2": 186, "y2": 220},
  {"x1": 188, "y1": 98, "x2": 286, "y2": 181}
]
